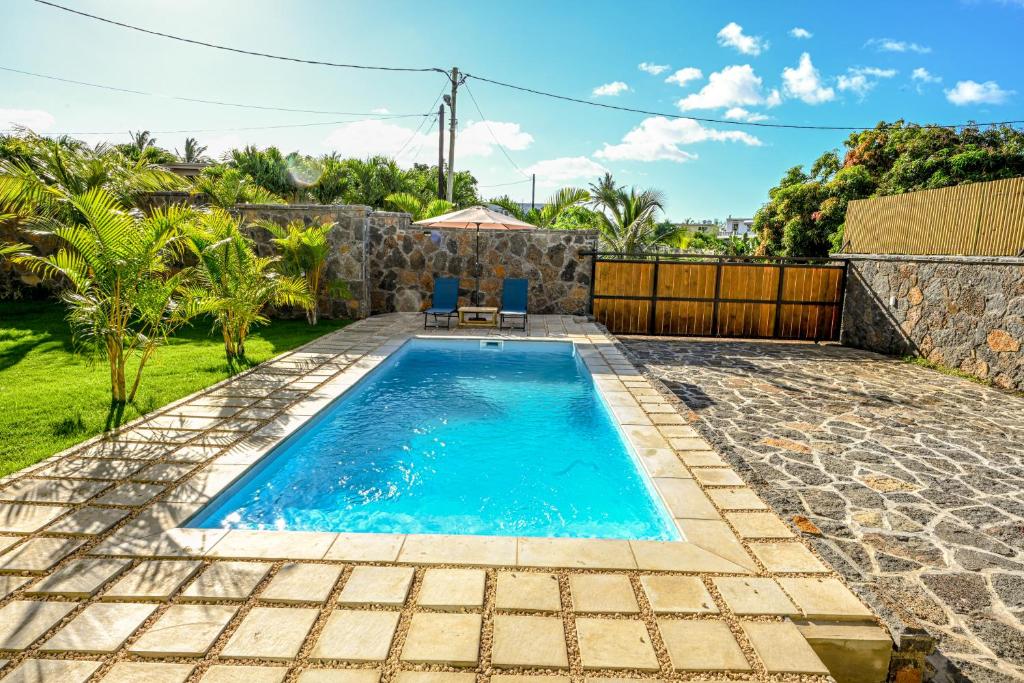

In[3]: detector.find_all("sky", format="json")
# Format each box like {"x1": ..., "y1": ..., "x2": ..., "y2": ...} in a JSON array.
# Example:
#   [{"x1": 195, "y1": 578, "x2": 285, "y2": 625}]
[{"x1": 2, "y1": 0, "x2": 1022, "y2": 221}]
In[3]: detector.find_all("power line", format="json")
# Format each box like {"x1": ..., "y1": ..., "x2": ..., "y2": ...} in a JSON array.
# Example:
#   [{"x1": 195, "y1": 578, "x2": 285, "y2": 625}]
[
  {"x1": 392, "y1": 87, "x2": 447, "y2": 160},
  {"x1": 36, "y1": 115, "x2": 421, "y2": 137},
  {"x1": 478, "y1": 178, "x2": 532, "y2": 189},
  {"x1": 0, "y1": 65, "x2": 430, "y2": 119},
  {"x1": 34, "y1": 0, "x2": 446, "y2": 75},
  {"x1": 464, "y1": 72, "x2": 1024, "y2": 131},
  {"x1": 462, "y1": 81, "x2": 530, "y2": 176}
]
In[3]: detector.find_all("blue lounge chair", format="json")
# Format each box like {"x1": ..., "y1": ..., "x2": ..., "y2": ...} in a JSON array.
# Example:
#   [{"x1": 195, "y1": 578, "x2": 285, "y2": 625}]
[
  {"x1": 424, "y1": 277, "x2": 459, "y2": 329},
  {"x1": 499, "y1": 278, "x2": 529, "y2": 330}
]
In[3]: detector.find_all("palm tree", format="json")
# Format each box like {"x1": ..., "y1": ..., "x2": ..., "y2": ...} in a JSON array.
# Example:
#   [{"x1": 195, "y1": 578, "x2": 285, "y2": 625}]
[
  {"x1": 590, "y1": 185, "x2": 672, "y2": 252},
  {"x1": 489, "y1": 187, "x2": 590, "y2": 227},
  {"x1": 7, "y1": 189, "x2": 197, "y2": 403},
  {"x1": 383, "y1": 192, "x2": 454, "y2": 221},
  {"x1": 254, "y1": 218, "x2": 335, "y2": 325},
  {"x1": 130, "y1": 130, "x2": 156, "y2": 153},
  {"x1": 184, "y1": 209, "x2": 310, "y2": 359},
  {"x1": 177, "y1": 137, "x2": 209, "y2": 163},
  {"x1": 192, "y1": 167, "x2": 283, "y2": 209}
]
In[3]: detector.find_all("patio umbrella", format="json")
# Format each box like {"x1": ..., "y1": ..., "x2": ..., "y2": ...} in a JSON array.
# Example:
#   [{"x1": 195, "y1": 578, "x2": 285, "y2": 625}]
[{"x1": 413, "y1": 206, "x2": 537, "y2": 307}]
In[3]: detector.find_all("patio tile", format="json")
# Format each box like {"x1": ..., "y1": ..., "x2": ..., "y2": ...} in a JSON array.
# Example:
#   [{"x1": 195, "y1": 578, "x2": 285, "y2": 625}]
[
  {"x1": 323, "y1": 533, "x2": 404, "y2": 562},
  {"x1": 649, "y1": 412, "x2": 685, "y2": 425},
  {"x1": 0, "y1": 600, "x2": 76, "y2": 649},
  {"x1": 621, "y1": 425, "x2": 670, "y2": 450},
  {"x1": 418, "y1": 568, "x2": 486, "y2": 610},
  {"x1": 669, "y1": 437, "x2": 707, "y2": 450},
  {"x1": 706, "y1": 488, "x2": 767, "y2": 510},
  {"x1": 690, "y1": 468, "x2": 745, "y2": 487},
  {"x1": 630, "y1": 540, "x2": 750, "y2": 574},
  {"x1": 93, "y1": 482, "x2": 165, "y2": 506},
  {"x1": 492, "y1": 615, "x2": 568, "y2": 668},
  {"x1": 207, "y1": 529, "x2": 337, "y2": 560},
  {"x1": 129, "y1": 604, "x2": 237, "y2": 657},
  {"x1": 495, "y1": 678, "x2": 570, "y2": 683},
  {"x1": 44, "y1": 506, "x2": 128, "y2": 536},
  {"x1": 180, "y1": 561, "x2": 272, "y2": 601},
  {"x1": 309, "y1": 609, "x2": 400, "y2": 661},
  {"x1": 94, "y1": 525, "x2": 227, "y2": 559},
  {"x1": 517, "y1": 537, "x2": 635, "y2": 569},
  {"x1": 678, "y1": 450, "x2": 726, "y2": 467},
  {"x1": 165, "y1": 403, "x2": 243, "y2": 418},
  {"x1": 399, "y1": 533, "x2": 516, "y2": 566},
  {"x1": 338, "y1": 565, "x2": 414, "y2": 606},
  {"x1": 102, "y1": 560, "x2": 202, "y2": 600},
  {"x1": 26, "y1": 558, "x2": 130, "y2": 598},
  {"x1": 0, "y1": 478, "x2": 108, "y2": 504},
  {"x1": 164, "y1": 465, "x2": 247, "y2": 504},
  {"x1": 166, "y1": 444, "x2": 223, "y2": 463},
  {"x1": 639, "y1": 575, "x2": 718, "y2": 614},
  {"x1": 131, "y1": 462, "x2": 197, "y2": 482},
  {"x1": 748, "y1": 542, "x2": 829, "y2": 573},
  {"x1": 400, "y1": 612, "x2": 481, "y2": 666},
  {"x1": 0, "y1": 503, "x2": 68, "y2": 533},
  {"x1": 1, "y1": 659, "x2": 101, "y2": 683},
  {"x1": 777, "y1": 577, "x2": 875, "y2": 620},
  {"x1": 101, "y1": 662, "x2": 195, "y2": 683},
  {"x1": 199, "y1": 665, "x2": 288, "y2": 683},
  {"x1": 570, "y1": 574, "x2": 639, "y2": 613},
  {"x1": 0, "y1": 534, "x2": 21, "y2": 554},
  {"x1": 298, "y1": 672, "x2": 381, "y2": 683},
  {"x1": 220, "y1": 606, "x2": 318, "y2": 660},
  {"x1": 635, "y1": 449, "x2": 690, "y2": 478},
  {"x1": 40, "y1": 601, "x2": 156, "y2": 653},
  {"x1": 145, "y1": 414, "x2": 222, "y2": 430},
  {"x1": 725, "y1": 512, "x2": 795, "y2": 539},
  {"x1": 658, "y1": 619, "x2": 750, "y2": 672},
  {"x1": 494, "y1": 571, "x2": 561, "y2": 612},
  {"x1": 43, "y1": 457, "x2": 146, "y2": 480},
  {"x1": 676, "y1": 520, "x2": 757, "y2": 572},
  {"x1": 0, "y1": 536, "x2": 82, "y2": 573},
  {"x1": 80, "y1": 440, "x2": 173, "y2": 460},
  {"x1": 653, "y1": 478, "x2": 720, "y2": 520},
  {"x1": 394, "y1": 673, "x2": 475, "y2": 683},
  {"x1": 575, "y1": 618, "x2": 659, "y2": 671},
  {"x1": 740, "y1": 620, "x2": 829, "y2": 674},
  {"x1": 260, "y1": 562, "x2": 342, "y2": 604},
  {"x1": 712, "y1": 577, "x2": 799, "y2": 617},
  {"x1": 0, "y1": 575, "x2": 31, "y2": 599}
]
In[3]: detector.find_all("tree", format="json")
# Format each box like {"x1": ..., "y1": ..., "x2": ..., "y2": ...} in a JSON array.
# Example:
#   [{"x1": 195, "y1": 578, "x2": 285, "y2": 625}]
[
  {"x1": 6, "y1": 189, "x2": 197, "y2": 403},
  {"x1": 184, "y1": 209, "x2": 310, "y2": 359},
  {"x1": 227, "y1": 146, "x2": 297, "y2": 199},
  {"x1": 255, "y1": 218, "x2": 335, "y2": 325},
  {"x1": 489, "y1": 187, "x2": 590, "y2": 228},
  {"x1": 590, "y1": 184, "x2": 671, "y2": 252},
  {"x1": 193, "y1": 167, "x2": 284, "y2": 209},
  {"x1": 177, "y1": 137, "x2": 209, "y2": 163},
  {"x1": 383, "y1": 192, "x2": 454, "y2": 221}
]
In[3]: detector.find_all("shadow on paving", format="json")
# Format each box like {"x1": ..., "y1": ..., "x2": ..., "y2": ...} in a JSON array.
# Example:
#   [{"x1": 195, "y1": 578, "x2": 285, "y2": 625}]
[{"x1": 621, "y1": 337, "x2": 1024, "y2": 683}]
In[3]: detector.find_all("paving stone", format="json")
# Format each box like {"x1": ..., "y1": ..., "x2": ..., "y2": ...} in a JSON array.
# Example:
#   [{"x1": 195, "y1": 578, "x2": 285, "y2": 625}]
[
  {"x1": 570, "y1": 574, "x2": 639, "y2": 613},
  {"x1": 0, "y1": 536, "x2": 82, "y2": 572},
  {"x1": 639, "y1": 575, "x2": 718, "y2": 614},
  {"x1": 199, "y1": 665, "x2": 288, "y2": 683},
  {"x1": 129, "y1": 604, "x2": 238, "y2": 657},
  {"x1": 1, "y1": 659, "x2": 101, "y2": 683},
  {"x1": 707, "y1": 488, "x2": 768, "y2": 510},
  {"x1": 0, "y1": 503, "x2": 68, "y2": 533},
  {"x1": 494, "y1": 572, "x2": 561, "y2": 612},
  {"x1": 206, "y1": 529, "x2": 336, "y2": 560},
  {"x1": 0, "y1": 534, "x2": 20, "y2": 554},
  {"x1": 101, "y1": 662, "x2": 195, "y2": 683},
  {"x1": 44, "y1": 506, "x2": 128, "y2": 536},
  {"x1": 260, "y1": 562, "x2": 342, "y2": 603},
  {"x1": 338, "y1": 565, "x2": 414, "y2": 606},
  {"x1": 41, "y1": 601, "x2": 156, "y2": 653},
  {"x1": 220, "y1": 606, "x2": 318, "y2": 660},
  {"x1": 658, "y1": 619, "x2": 751, "y2": 672},
  {"x1": 575, "y1": 618, "x2": 659, "y2": 671},
  {"x1": 103, "y1": 560, "x2": 202, "y2": 601},
  {"x1": 166, "y1": 444, "x2": 223, "y2": 463},
  {"x1": 0, "y1": 600, "x2": 76, "y2": 649},
  {"x1": 491, "y1": 615, "x2": 568, "y2": 668},
  {"x1": 0, "y1": 478, "x2": 109, "y2": 503},
  {"x1": 712, "y1": 577, "x2": 799, "y2": 616},
  {"x1": 323, "y1": 533, "x2": 404, "y2": 561},
  {"x1": 777, "y1": 577, "x2": 875, "y2": 620},
  {"x1": 748, "y1": 542, "x2": 830, "y2": 573},
  {"x1": 93, "y1": 482, "x2": 165, "y2": 506},
  {"x1": 517, "y1": 537, "x2": 635, "y2": 569},
  {"x1": 725, "y1": 512, "x2": 795, "y2": 539},
  {"x1": 0, "y1": 575, "x2": 31, "y2": 599},
  {"x1": 417, "y1": 568, "x2": 486, "y2": 609},
  {"x1": 741, "y1": 620, "x2": 829, "y2": 674},
  {"x1": 44, "y1": 457, "x2": 146, "y2": 480},
  {"x1": 181, "y1": 561, "x2": 272, "y2": 601},
  {"x1": 691, "y1": 468, "x2": 746, "y2": 486},
  {"x1": 653, "y1": 478, "x2": 720, "y2": 520},
  {"x1": 132, "y1": 462, "x2": 197, "y2": 482},
  {"x1": 26, "y1": 558, "x2": 130, "y2": 597},
  {"x1": 297, "y1": 672, "x2": 381, "y2": 683},
  {"x1": 394, "y1": 674, "x2": 474, "y2": 683},
  {"x1": 309, "y1": 609, "x2": 400, "y2": 661},
  {"x1": 400, "y1": 612, "x2": 482, "y2": 666},
  {"x1": 679, "y1": 450, "x2": 726, "y2": 467}
]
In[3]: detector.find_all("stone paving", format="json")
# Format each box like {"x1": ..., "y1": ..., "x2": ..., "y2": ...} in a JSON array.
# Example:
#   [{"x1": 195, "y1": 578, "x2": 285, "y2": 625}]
[
  {"x1": 0, "y1": 314, "x2": 888, "y2": 682},
  {"x1": 621, "y1": 338, "x2": 1024, "y2": 682}
]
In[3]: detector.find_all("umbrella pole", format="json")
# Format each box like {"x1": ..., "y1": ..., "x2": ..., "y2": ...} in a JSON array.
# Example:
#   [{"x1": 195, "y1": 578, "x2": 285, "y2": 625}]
[{"x1": 473, "y1": 222, "x2": 482, "y2": 313}]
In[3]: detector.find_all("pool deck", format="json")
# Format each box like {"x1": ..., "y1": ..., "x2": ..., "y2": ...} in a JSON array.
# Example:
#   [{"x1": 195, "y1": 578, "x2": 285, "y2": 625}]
[{"x1": 0, "y1": 313, "x2": 890, "y2": 682}]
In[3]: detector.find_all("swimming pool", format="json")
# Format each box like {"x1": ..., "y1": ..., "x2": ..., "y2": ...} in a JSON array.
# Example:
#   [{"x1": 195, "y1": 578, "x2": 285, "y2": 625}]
[{"x1": 188, "y1": 338, "x2": 680, "y2": 541}]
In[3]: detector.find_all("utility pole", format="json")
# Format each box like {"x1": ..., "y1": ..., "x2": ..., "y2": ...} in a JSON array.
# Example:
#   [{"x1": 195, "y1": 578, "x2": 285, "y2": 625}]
[
  {"x1": 531, "y1": 174, "x2": 536, "y2": 211},
  {"x1": 437, "y1": 103, "x2": 445, "y2": 200},
  {"x1": 445, "y1": 66, "x2": 460, "y2": 202}
]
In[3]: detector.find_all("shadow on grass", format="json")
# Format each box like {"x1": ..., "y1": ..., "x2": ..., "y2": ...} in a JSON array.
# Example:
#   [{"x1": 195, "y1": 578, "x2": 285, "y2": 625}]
[{"x1": 104, "y1": 401, "x2": 127, "y2": 433}]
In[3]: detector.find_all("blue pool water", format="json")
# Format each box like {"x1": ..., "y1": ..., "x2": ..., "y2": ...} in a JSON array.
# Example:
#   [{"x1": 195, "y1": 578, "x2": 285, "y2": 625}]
[{"x1": 188, "y1": 339, "x2": 679, "y2": 541}]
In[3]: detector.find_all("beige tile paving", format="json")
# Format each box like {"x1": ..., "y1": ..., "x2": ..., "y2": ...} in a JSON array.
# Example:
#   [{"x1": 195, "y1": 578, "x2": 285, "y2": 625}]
[
  {"x1": 102, "y1": 560, "x2": 202, "y2": 601},
  {"x1": 337, "y1": 565, "x2": 414, "y2": 606},
  {"x1": 309, "y1": 609, "x2": 400, "y2": 661},
  {"x1": 200, "y1": 665, "x2": 288, "y2": 683},
  {"x1": 639, "y1": 575, "x2": 719, "y2": 614},
  {"x1": 393, "y1": 674, "x2": 473, "y2": 683},
  {"x1": 41, "y1": 602, "x2": 156, "y2": 653},
  {"x1": 206, "y1": 529, "x2": 336, "y2": 560},
  {"x1": 777, "y1": 577, "x2": 875, "y2": 620},
  {"x1": 0, "y1": 600, "x2": 76, "y2": 649},
  {"x1": 690, "y1": 468, "x2": 746, "y2": 487},
  {"x1": 518, "y1": 537, "x2": 635, "y2": 569},
  {"x1": 570, "y1": 574, "x2": 639, "y2": 613},
  {"x1": 495, "y1": 571, "x2": 561, "y2": 612},
  {"x1": 741, "y1": 620, "x2": 830, "y2": 674},
  {"x1": 0, "y1": 537, "x2": 82, "y2": 573},
  {"x1": 400, "y1": 612, "x2": 482, "y2": 666},
  {"x1": 220, "y1": 606, "x2": 318, "y2": 660},
  {"x1": 417, "y1": 568, "x2": 486, "y2": 610},
  {"x1": 180, "y1": 561, "x2": 271, "y2": 601},
  {"x1": 0, "y1": 478, "x2": 108, "y2": 504},
  {"x1": 129, "y1": 603, "x2": 237, "y2": 657},
  {"x1": 748, "y1": 541, "x2": 830, "y2": 573},
  {"x1": 1, "y1": 658, "x2": 101, "y2": 682},
  {"x1": 492, "y1": 614, "x2": 569, "y2": 668},
  {"x1": 26, "y1": 558, "x2": 130, "y2": 597},
  {"x1": 43, "y1": 506, "x2": 128, "y2": 536},
  {"x1": 706, "y1": 488, "x2": 768, "y2": 511},
  {"x1": 712, "y1": 577, "x2": 800, "y2": 617},
  {"x1": 44, "y1": 457, "x2": 146, "y2": 480},
  {"x1": 725, "y1": 512, "x2": 795, "y2": 539},
  {"x1": 260, "y1": 562, "x2": 342, "y2": 604},
  {"x1": 0, "y1": 575, "x2": 31, "y2": 599},
  {"x1": 93, "y1": 482, "x2": 166, "y2": 506},
  {"x1": 0, "y1": 503, "x2": 68, "y2": 533},
  {"x1": 575, "y1": 618, "x2": 659, "y2": 671},
  {"x1": 100, "y1": 661, "x2": 195, "y2": 683},
  {"x1": 297, "y1": 671, "x2": 381, "y2": 683},
  {"x1": 658, "y1": 619, "x2": 751, "y2": 672}
]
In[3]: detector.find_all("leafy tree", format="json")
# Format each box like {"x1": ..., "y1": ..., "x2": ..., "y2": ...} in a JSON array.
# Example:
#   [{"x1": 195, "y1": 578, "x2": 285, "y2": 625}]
[
  {"x1": 177, "y1": 137, "x2": 209, "y2": 163},
  {"x1": 254, "y1": 218, "x2": 336, "y2": 325},
  {"x1": 192, "y1": 167, "x2": 284, "y2": 208},
  {"x1": 590, "y1": 184, "x2": 672, "y2": 252},
  {"x1": 489, "y1": 187, "x2": 590, "y2": 228},
  {"x1": 550, "y1": 204, "x2": 602, "y2": 231},
  {"x1": 227, "y1": 146, "x2": 297, "y2": 199},
  {"x1": 383, "y1": 192, "x2": 454, "y2": 220}
]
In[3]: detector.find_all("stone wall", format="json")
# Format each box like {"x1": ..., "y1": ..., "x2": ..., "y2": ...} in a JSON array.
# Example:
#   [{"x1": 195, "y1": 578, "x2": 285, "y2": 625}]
[{"x1": 840, "y1": 254, "x2": 1024, "y2": 391}]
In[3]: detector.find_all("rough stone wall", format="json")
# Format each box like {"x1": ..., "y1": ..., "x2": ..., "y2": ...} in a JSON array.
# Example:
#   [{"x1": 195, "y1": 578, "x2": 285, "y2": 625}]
[
  {"x1": 840, "y1": 254, "x2": 1024, "y2": 391},
  {"x1": 367, "y1": 212, "x2": 598, "y2": 315}
]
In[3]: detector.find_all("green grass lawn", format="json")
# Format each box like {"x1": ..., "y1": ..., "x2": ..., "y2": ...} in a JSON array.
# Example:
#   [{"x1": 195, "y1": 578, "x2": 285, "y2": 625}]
[{"x1": 0, "y1": 299, "x2": 349, "y2": 478}]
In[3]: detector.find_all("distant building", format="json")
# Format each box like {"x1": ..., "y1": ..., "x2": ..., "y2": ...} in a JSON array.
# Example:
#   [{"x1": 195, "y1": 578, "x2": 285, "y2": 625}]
[
  {"x1": 718, "y1": 216, "x2": 754, "y2": 239},
  {"x1": 680, "y1": 220, "x2": 718, "y2": 234},
  {"x1": 159, "y1": 162, "x2": 211, "y2": 178}
]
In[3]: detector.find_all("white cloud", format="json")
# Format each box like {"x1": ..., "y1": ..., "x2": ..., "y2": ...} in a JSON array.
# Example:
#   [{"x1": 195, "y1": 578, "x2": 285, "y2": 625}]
[
  {"x1": 911, "y1": 67, "x2": 941, "y2": 84},
  {"x1": 782, "y1": 53, "x2": 835, "y2": 104},
  {"x1": 665, "y1": 67, "x2": 703, "y2": 87},
  {"x1": 458, "y1": 120, "x2": 533, "y2": 157},
  {"x1": 0, "y1": 108, "x2": 55, "y2": 131},
  {"x1": 638, "y1": 62, "x2": 670, "y2": 75},
  {"x1": 592, "y1": 81, "x2": 630, "y2": 97},
  {"x1": 594, "y1": 116, "x2": 761, "y2": 163},
  {"x1": 867, "y1": 38, "x2": 931, "y2": 54},
  {"x1": 677, "y1": 64, "x2": 767, "y2": 110},
  {"x1": 371, "y1": 107, "x2": 390, "y2": 114},
  {"x1": 790, "y1": 27, "x2": 813, "y2": 39},
  {"x1": 724, "y1": 107, "x2": 769, "y2": 122},
  {"x1": 837, "y1": 66, "x2": 897, "y2": 98},
  {"x1": 523, "y1": 156, "x2": 608, "y2": 183},
  {"x1": 945, "y1": 80, "x2": 1013, "y2": 105},
  {"x1": 717, "y1": 22, "x2": 767, "y2": 56}
]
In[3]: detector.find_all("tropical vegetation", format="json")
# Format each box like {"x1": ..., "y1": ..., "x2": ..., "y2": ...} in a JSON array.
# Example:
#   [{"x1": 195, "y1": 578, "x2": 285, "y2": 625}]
[{"x1": 256, "y1": 218, "x2": 337, "y2": 325}]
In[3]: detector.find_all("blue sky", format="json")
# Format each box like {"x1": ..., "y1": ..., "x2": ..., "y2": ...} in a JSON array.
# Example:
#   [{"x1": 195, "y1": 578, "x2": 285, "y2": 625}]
[{"x1": 2, "y1": 0, "x2": 1022, "y2": 220}]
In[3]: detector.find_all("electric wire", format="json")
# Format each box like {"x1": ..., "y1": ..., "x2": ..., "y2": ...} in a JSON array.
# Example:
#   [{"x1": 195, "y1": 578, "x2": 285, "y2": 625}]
[{"x1": 462, "y1": 81, "x2": 530, "y2": 175}]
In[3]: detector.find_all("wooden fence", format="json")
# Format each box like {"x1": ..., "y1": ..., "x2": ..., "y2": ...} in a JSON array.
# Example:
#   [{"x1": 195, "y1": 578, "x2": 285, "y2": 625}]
[
  {"x1": 589, "y1": 254, "x2": 846, "y2": 340},
  {"x1": 844, "y1": 177, "x2": 1024, "y2": 256}
]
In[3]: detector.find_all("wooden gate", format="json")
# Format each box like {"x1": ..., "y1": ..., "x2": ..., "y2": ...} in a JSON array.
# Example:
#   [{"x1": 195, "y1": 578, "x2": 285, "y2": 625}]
[{"x1": 588, "y1": 254, "x2": 846, "y2": 340}]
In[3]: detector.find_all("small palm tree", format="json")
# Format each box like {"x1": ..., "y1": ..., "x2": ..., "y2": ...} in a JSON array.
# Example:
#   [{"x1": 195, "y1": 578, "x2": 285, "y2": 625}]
[
  {"x1": 130, "y1": 130, "x2": 156, "y2": 153},
  {"x1": 6, "y1": 189, "x2": 197, "y2": 403},
  {"x1": 192, "y1": 167, "x2": 283, "y2": 209},
  {"x1": 177, "y1": 137, "x2": 209, "y2": 163},
  {"x1": 591, "y1": 185, "x2": 670, "y2": 252},
  {"x1": 255, "y1": 218, "x2": 335, "y2": 325},
  {"x1": 384, "y1": 192, "x2": 454, "y2": 220},
  {"x1": 489, "y1": 187, "x2": 589, "y2": 227},
  {"x1": 184, "y1": 209, "x2": 310, "y2": 359}
]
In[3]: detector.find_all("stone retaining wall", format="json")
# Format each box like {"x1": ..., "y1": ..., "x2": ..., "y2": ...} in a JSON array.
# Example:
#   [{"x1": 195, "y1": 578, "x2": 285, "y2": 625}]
[{"x1": 840, "y1": 254, "x2": 1024, "y2": 391}]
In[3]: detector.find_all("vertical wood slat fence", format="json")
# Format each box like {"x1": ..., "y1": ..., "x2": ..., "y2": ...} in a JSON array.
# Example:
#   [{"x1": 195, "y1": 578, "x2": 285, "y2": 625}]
[{"x1": 587, "y1": 253, "x2": 847, "y2": 340}]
